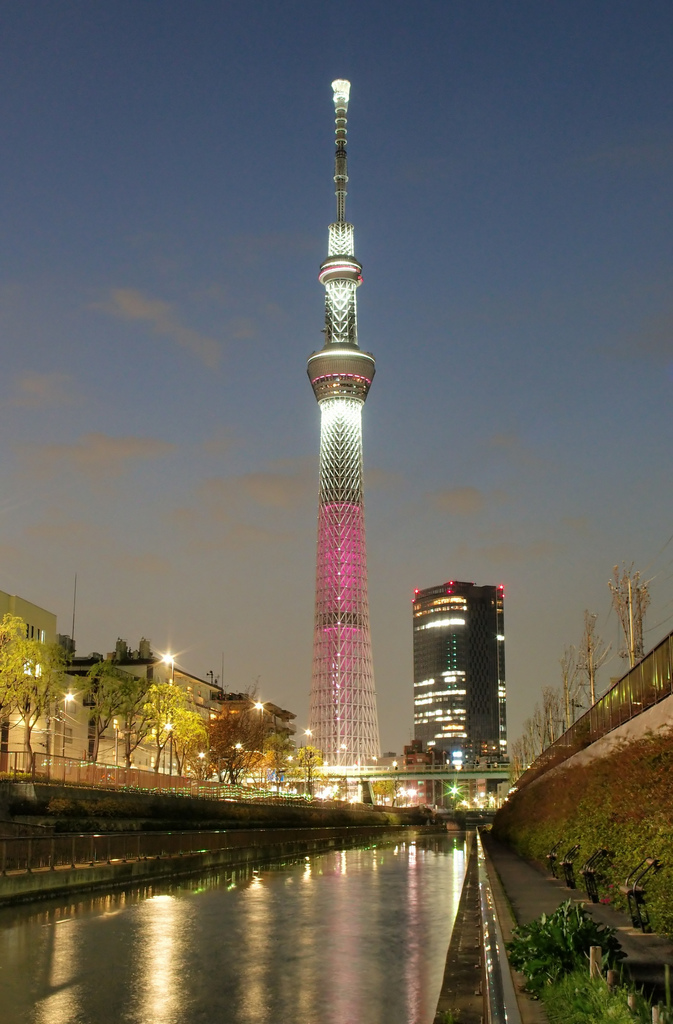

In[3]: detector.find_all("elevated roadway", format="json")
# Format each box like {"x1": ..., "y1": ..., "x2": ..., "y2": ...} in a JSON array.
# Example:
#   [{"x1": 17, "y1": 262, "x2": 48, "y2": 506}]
[{"x1": 321, "y1": 764, "x2": 510, "y2": 783}]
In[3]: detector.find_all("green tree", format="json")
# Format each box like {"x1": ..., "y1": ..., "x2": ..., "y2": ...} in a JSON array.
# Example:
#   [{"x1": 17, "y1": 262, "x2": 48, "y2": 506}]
[
  {"x1": 171, "y1": 707, "x2": 208, "y2": 776},
  {"x1": 117, "y1": 673, "x2": 153, "y2": 769},
  {"x1": 208, "y1": 706, "x2": 266, "y2": 785},
  {"x1": 14, "y1": 638, "x2": 66, "y2": 770},
  {"x1": 83, "y1": 659, "x2": 128, "y2": 762},
  {"x1": 372, "y1": 778, "x2": 396, "y2": 805},
  {"x1": 295, "y1": 745, "x2": 324, "y2": 797},
  {"x1": 143, "y1": 683, "x2": 188, "y2": 773},
  {"x1": 0, "y1": 614, "x2": 27, "y2": 722},
  {"x1": 261, "y1": 732, "x2": 294, "y2": 788}
]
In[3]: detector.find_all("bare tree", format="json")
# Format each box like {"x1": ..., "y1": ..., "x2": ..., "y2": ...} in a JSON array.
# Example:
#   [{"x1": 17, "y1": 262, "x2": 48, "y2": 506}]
[
  {"x1": 608, "y1": 563, "x2": 651, "y2": 668},
  {"x1": 542, "y1": 686, "x2": 563, "y2": 748},
  {"x1": 578, "y1": 610, "x2": 611, "y2": 705},
  {"x1": 559, "y1": 646, "x2": 582, "y2": 731},
  {"x1": 508, "y1": 737, "x2": 525, "y2": 782},
  {"x1": 208, "y1": 706, "x2": 266, "y2": 785}
]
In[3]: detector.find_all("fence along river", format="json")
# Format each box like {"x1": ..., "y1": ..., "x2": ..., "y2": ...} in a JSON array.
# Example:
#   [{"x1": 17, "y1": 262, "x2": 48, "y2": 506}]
[{"x1": 0, "y1": 833, "x2": 466, "y2": 1024}]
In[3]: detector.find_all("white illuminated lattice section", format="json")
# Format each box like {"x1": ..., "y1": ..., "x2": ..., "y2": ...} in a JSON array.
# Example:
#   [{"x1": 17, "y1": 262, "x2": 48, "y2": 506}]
[
  {"x1": 325, "y1": 279, "x2": 358, "y2": 346},
  {"x1": 329, "y1": 222, "x2": 354, "y2": 256}
]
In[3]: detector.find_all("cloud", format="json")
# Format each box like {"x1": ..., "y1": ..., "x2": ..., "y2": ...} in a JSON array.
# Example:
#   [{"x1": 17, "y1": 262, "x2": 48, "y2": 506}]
[
  {"x1": 621, "y1": 305, "x2": 673, "y2": 358},
  {"x1": 117, "y1": 552, "x2": 171, "y2": 575},
  {"x1": 98, "y1": 288, "x2": 221, "y2": 367},
  {"x1": 19, "y1": 433, "x2": 176, "y2": 480},
  {"x1": 367, "y1": 467, "x2": 404, "y2": 490},
  {"x1": 578, "y1": 139, "x2": 673, "y2": 171},
  {"x1": 562, "y1": 516, "x2": 590, "y2": 534},
  {"x1": 11, "y1": 372, "x2": 72, "y2": 408},
  {"x1": 455, "y1": 538, "x2": 559, "y2": 564},
  {"x1": 489, "y1": 432, "x2": 520, "y2": 450},
  {"x1": 201, "y1": 433, "x2": 235, "y2": 457},
  {"x1": 234, "y1": 232, "x2": 316, "y2": 265},
  {"x1": 201, "y1": 459, "x2": 315, "y2": 511},
  {"x1": 429, "y1": 486, "x2": 507, "y2": 516},
  {"x1": 24, "y1": 518, "x2": 107, "y2": 546},
  {"x1": 229, "y1": 316, "x2": 256, "y2": 340}
]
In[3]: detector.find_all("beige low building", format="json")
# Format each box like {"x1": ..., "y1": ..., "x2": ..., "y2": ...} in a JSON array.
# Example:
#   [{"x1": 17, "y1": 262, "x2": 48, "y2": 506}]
[
  {"x1": 1, "y1": 606, "x2": 297, "y2": 777},
  {"x1": 0, "y1": 589, "x2": 85, "y2": 763}
]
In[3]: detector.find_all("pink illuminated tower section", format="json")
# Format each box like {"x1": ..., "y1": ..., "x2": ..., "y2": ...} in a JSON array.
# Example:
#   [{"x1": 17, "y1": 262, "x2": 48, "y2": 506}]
[{"x1": 307, "y1": 80, "x2": 381, "y2": 765}]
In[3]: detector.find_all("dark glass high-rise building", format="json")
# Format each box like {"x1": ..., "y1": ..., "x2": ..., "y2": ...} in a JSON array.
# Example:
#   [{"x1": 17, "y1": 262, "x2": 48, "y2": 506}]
[{"x1": 412, "y1": 580, "x2": 506, "y2": 765}]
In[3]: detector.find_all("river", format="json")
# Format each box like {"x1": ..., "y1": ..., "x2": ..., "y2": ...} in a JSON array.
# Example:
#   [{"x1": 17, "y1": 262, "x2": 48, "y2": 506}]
[{"x1": 0, "y1": 833, "x2": 466, "y2": 1024}]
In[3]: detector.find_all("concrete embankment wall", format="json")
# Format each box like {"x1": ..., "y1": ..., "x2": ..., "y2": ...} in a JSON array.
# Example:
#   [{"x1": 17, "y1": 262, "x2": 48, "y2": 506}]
[
  {"x1": 493, "y1": 726, "x2": 673, "y2": 937},
  {"x1": 0, "y1": 782, "x2": 424, "y2": 832},
  {"x1": 0, "y1": 825, "x2": 437, "y2": 906}
]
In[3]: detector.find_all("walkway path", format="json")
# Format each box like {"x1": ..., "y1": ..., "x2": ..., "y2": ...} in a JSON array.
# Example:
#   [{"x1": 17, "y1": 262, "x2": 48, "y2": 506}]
[{"x1": 482, "y1": 833, "x2": 673, "y2": 996}]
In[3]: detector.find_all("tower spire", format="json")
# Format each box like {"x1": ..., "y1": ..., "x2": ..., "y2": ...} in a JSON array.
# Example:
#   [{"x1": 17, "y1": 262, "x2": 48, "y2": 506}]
[
  {"x1": 332, "y1": 79, "x2": 350, "y2": 223},
  {"x1": 306, "y1": 81, "x2": 381, "y2": 767}
]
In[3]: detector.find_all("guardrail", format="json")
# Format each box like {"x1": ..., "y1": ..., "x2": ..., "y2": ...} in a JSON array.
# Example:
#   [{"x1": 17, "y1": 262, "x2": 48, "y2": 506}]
[
  {"x1": 0, "y1": 750, "x2": 317, "y2": 806},
  {"x1": 0, "y1": 825, "x2": 409, "y2": 877},
  {"x1": 477, "y1": 830, "x2": 522, "y2": 1024},
  {"x1": 515, "y1": 627, "x2": 673, "y2": 789}
]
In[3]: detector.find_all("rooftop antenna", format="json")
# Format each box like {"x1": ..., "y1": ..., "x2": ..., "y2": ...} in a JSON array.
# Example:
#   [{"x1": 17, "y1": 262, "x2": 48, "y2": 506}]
[{"x1": 71, "y1": 573, "x2": 77, "y2": 647}]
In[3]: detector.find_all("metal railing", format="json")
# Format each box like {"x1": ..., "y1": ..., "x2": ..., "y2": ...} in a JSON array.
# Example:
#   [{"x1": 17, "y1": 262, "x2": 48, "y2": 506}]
[
  {"x1": 0, "y1": 750, "x2": 321, "y2": 805},
  {"x1": 477, "y1": 830, "x2": 522, "y2": 1024},
  {"x1": 0, "y1": 824, "x2": 407, "y2": 877},
  {"x1": 516, "y1": 627, "x2": 673, "y2": 789}
]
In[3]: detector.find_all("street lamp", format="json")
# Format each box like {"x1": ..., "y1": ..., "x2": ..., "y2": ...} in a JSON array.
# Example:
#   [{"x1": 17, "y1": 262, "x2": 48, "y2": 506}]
[
  {"x1": 162, "y1": 653, "x2": 175, "y2": 684},
  {"x1": 165, "y1": 722, "x2": 173, "y2": 775},
  {"x1": 60, "y1": 692, "x2": 75, "y2": 759},
  {"x1": 113, "y1": 718, "x2": 119, "y2": 767}
]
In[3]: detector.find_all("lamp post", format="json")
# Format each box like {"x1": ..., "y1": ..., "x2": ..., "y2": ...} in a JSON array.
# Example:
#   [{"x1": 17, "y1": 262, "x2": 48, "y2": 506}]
[
  {"x1": 61, "y1": 692, "x2": 75, "y2": 759},
  {"x1": 166, "y1": 722, "x2": 173, "y2": 776},
  {"x1": 113, "y1": 718, "x2": 119, "y2": 767}
]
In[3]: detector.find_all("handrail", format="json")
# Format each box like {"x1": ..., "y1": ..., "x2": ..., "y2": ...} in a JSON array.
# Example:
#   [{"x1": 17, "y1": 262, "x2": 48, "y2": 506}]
[
  {"x1": 0, "y1": 824, "x2": 417, "y2": 877},
  {"x1": 515, "y1": 626, "x2": 673, "y2": 790},
  {"x1": 477, "y1": 830, "x2": 522, "y2": 1024}
]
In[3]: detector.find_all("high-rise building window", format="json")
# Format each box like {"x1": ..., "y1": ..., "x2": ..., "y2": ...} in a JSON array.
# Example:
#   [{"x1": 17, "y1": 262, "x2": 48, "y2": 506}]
[{"x1": 412, "y1": 581, "x2": 506, "y2": 764}]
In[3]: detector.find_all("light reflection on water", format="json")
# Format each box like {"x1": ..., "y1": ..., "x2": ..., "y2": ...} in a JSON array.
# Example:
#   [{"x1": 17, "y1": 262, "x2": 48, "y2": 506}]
[{"x1": 0, "y1": 835, "x2": 466, "y2": 1024}]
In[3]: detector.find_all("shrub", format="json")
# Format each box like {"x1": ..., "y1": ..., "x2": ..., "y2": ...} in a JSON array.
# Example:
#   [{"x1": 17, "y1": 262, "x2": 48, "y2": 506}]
[
  {"x1": 507, "y1": 900, "x2": 624, "y2": 995},
  {"x1": 493, "y1": 732, "x2": 673, "y2": 935}
]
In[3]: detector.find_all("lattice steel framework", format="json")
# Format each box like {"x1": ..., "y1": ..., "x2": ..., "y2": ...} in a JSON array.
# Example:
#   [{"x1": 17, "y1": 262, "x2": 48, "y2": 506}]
[{"x1": 307, "y1": 80, "x2": 381, "y2": 766}]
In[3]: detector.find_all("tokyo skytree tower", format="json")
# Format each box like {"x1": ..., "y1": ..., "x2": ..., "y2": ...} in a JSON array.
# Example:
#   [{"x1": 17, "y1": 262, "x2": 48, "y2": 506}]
[{"x1": 307, "y1": 80, "x2": 381, "y2": 766}]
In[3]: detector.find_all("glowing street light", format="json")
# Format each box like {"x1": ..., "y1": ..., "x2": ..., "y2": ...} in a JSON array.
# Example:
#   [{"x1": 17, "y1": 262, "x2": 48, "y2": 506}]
[{"x1": 162, "y1": 653, "x2": 175, "y2": 684}]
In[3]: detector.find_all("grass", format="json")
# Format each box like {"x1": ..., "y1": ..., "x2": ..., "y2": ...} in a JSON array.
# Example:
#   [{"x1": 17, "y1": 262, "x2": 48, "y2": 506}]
[{"x1": 542, "y1": 969, "x2": 673, "y2": 1024}]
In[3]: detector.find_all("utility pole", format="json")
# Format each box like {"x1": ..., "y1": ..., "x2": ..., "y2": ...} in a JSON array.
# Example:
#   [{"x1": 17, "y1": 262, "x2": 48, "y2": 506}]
[{"x1": 608, "y1": 563, "x2": 651, "y2": 668}]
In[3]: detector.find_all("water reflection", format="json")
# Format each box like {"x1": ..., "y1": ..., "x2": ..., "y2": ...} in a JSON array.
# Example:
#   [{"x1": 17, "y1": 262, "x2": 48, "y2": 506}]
[
  {"x1": 0, "y1": 834, "x2": 466, "y2": 1024},
  {"x1": 133, "y1": 895, "x2": 185, "y2": 1024},
  {"x1": 33, "y1": 917, "x2": 80, "y2": 1024}
]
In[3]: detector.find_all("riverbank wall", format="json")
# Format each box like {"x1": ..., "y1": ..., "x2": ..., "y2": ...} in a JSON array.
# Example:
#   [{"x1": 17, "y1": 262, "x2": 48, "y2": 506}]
[
  {"x1": 0, "y1": 781, "x2": 426, "y2": 833},
  {"x1": 0, "y1": 823, "x2": 440, "y2": 906},
  {"x1": 492, "y1": 730, "x2": 673, "y2": 936}
]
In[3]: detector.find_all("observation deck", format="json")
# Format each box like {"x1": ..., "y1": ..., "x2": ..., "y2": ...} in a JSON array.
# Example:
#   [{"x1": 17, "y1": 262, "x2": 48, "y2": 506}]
[{"x1": 307, "y1": 345, "x2": 375, "y2": 403}]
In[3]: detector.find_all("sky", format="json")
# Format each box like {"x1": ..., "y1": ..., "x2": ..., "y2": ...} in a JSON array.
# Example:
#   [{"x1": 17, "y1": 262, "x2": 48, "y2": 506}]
[{"x1": 2, "y1": 0, "x2": 673, "y2": 753}]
